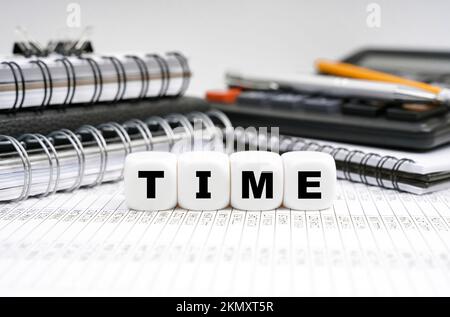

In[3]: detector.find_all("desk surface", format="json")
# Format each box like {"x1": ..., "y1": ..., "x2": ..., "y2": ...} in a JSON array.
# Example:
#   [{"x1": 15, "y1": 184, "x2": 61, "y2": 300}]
[{"x1": 0, "y1": 180, "x2": 449, "y2": 296}]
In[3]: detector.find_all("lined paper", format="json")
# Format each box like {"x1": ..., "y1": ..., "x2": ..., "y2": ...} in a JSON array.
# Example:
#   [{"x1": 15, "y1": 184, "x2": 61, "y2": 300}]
[{"x1": 0, "y1": 180, "x2": 449, "y2": 296}]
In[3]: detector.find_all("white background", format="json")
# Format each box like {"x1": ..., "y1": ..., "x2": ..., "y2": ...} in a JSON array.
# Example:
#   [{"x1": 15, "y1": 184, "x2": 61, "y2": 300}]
[{"x1": 1, "y1": 0, "x2": 450, "y2": 95}]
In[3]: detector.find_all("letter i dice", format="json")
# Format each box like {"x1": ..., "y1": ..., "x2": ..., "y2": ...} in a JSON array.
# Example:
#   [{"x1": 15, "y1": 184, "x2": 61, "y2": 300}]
[{"x1": 178, "y1": 151, "x2": 230, "y2": 210}]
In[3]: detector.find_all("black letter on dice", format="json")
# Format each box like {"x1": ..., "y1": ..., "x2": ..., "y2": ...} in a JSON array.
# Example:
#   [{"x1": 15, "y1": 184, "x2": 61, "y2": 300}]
[
  {"x1": 242, "y1": 171, "x2": 273, "y2": 199},
  {"x1": 138, "y1": 171, "x2": 165, "y2": 198},
  {"x1": 196, "y1": 171, "x2": 212, "y2": 199},
  {"x1": 298, "y1": 171, "x2": 321, "y2": 199}
]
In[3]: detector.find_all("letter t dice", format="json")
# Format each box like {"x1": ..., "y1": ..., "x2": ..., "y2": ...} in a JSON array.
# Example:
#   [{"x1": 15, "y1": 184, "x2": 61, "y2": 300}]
[{"x1": 124, "y1": 152, "x2": 178, "y2": 211}]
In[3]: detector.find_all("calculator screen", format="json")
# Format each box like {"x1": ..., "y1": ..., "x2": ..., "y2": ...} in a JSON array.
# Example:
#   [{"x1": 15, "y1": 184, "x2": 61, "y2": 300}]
[
  {"x1": 359, "y1": 54, "x2": 450, "y2": 74},
  {"x1": 344, "y1": 49, "x2": 450, "y2": 83}
]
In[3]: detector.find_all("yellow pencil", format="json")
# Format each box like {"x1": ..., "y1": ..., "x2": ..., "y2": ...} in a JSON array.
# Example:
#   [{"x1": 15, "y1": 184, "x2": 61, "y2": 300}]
[{"x1": 316, "y1": 59, "x2": 442, "y2": 95}]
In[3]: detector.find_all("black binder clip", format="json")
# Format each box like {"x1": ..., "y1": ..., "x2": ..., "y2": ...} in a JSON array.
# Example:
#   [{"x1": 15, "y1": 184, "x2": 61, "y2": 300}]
[
  {"x1": 50, "y1": 40, "x2": 94, "y2": 56},
  {"x1": 13, "y1": 26, "x2": 94, "y2": 57},
  {"x1": 13, "y1": 41, "x2": 48, "y2": 58},
  {"x1": 14, "y1": 39, "x2": 94, "y2": 57}
]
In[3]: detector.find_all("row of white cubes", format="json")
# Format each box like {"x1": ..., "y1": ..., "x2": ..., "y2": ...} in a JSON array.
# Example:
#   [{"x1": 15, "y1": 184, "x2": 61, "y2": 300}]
[{"x1": 124, "y1": 151, "x2": 336, "y2": 211}]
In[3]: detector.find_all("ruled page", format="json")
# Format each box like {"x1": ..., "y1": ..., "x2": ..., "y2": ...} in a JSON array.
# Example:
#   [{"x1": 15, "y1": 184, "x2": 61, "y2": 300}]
[{"x1": 0, "y1": 180, "x2": 449, "y2": 296}]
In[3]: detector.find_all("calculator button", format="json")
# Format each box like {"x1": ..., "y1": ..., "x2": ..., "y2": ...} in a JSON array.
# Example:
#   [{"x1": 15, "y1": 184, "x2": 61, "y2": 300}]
[
  {"x1": 342, "y1": 99, "x2": 388, "y2": 117},
  {"x1": 386, "y1": 103, "x2": 447, "y2": 121},
  {"x1": 303, "y1": 97, "x2": 342, "y2": 113},
  {"x1": 269, "y1": 93, "x2": 305, "y2": 109},
  {"x1": 206, "y1": 88, "x2": 241, "y2": 104},
  {"x1": 236, "y1": 91, "x2": 275, "y2": 108}
]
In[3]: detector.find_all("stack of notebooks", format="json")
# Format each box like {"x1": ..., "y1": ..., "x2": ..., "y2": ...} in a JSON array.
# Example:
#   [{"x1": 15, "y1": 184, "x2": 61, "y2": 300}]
[
  {"x1": 1, "y1": 44, "x2": 450, "y2": 202},
  {"x1": 0, "y1": 43, "x2": 226, "y2": 201}
]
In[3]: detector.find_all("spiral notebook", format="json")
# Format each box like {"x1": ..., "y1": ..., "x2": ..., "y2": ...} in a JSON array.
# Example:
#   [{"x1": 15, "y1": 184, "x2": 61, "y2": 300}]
[
  {"x1": 0, "y1": 110, "x2": 229, "y2": 202},
  {"x1": 0, "y1": 51, "x2": 190, "y2": 110},
  {"x1": 1, "y1": 109, "x2": 450, "y2": 202},
  {"x1": 233, "y1": 129, "x2": 450, "y2": 195}
]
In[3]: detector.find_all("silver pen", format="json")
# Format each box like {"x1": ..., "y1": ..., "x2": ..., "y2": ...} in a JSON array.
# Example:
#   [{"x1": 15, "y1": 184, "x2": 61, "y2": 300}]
[{"x1": 226, "y1": 71, "x2": 439, "y2": 103}]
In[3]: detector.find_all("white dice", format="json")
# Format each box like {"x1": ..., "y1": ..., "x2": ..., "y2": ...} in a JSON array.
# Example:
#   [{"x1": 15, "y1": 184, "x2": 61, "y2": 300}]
[
  {"x1": 282, "y1": 151, "x2": 336, "y2": 210},
  {"x1": 124, "y1": 150, "x2": 337, "y2": 211},
  {"x1": 124, "y1": 152, "x2": 178, "y2": 211},
  {"x1": 230, "y1": 151, "x2": 283, "y2": 211},
  {"x1": 178, "y1": 151, "x2": 230, "y2": 210}
]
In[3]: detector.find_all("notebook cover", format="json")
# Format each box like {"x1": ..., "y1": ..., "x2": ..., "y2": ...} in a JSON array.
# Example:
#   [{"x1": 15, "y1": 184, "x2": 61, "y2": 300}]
[{"x1": 0, "y1": 97, "x2": 210, "y2": 137}]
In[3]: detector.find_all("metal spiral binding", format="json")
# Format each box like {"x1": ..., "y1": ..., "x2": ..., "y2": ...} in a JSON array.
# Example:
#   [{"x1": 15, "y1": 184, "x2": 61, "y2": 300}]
[
  {"x1": 288, "y1": 138, "x2": 307, "y2": 152},
  {"x1": 299, "y1": 140, "x2": 416, "y2": 191},
  {"x1": 147, "y1": 54, "x2": 169, "y2": 98},
  {"x1": 114, "y1": 58, "x2": 127, "y2": 100},
  {"x1": 76, "y1": 125, "x2": 108, "y2": 186},
  {"x1": 316, "y1": 144, "x2": 334, "y2": 154},
  {"x1": 374, "y1": 155, "x2": 396, "y2": 188},
  {"x1": 166, "y1": 113, "x2": 195, "y2": 150},
  {"x1": 30, "y1": 59, "x2": 53, "y2": 108},
  {"x1": 167, "y1": 52, "x2": 191, "y2": 97},
  {"x1": 358, "y1": 152, "x2": 380, "y2": 185},
  {"x1": 229, "y1": 130, "x2": 418, "y2": 192},
  {"x1": 40, "y1": 60, "x2": 54, "y2": 106},
  {"x1": 48, "y1": 129, "x2": 85, "y2": 192},
  {"x1": 79, "y1": 57, "x2": 103, "y2": 104},
  {"x1": 18, "y1": 133, "x2": 60, "y2": 197},
  {"x1": 300, "y1": 141, "x2": 320, "y2": 151},
  {"x1": 168, "y1": 113, "x2": 195, "y2": 137},
  {"x1": 2, "y1": 62, "x2": 19, "y2": 111},
  {"x1": 0, "y1": 135, "x2": 32, "y2": 201},
  {"x1": 342, "y1": 150, "x2": 364, "y2": 182},
  {"x1": 54, "y1": 58, "x2": 71, "y2": 105},
  {"x1": 189, "y1": 112, "x2": 216, "y2": 136},
  {"x1": 36, "y1": 133, "x2": 61, "y2": 196},
  {"x1": 102, "y1": 56, "x2": 127, "y2": 102},
  {"x1": 278, "y1": 137, "x2": 295, "y2": 153},
  {"x1": 123, "y1": 119, "x2": 153, "y2": 151},
  {"x1": 391, "y1": 158, "x2": 414, "y2": 191},
  {"x1": 3, "y1": 61, "x2": 26, "y2": 111},
  {"x1": 207, "y1": 110, "x2": 234, "y2": 153},
  {"x1": 189, "y1": 111, "x2": 224, "y2": 151},
  {"x1": 0, "y1": 111, "x2": 219, "y2": 201},
  {"x1": 1, "y1": 53, "x2": 191, "y2": 112},
  {"x1": 54, "y1": 57, "x2": 77, "y2": 105},
  {"x1": 146, "y1": 116, "x2": 176, "y2": 151},
  {"x1": 328, "y1": 147, "x2": 349, "y2": 180},
  {"x1": 97, "y1": 122, "x2": 132, "y2": 181},
  {"x1": 125, "y1": 55, "x2": 150, "y2": 99},
  {"x1": 29, "y1": 60, "x2": 47, "y2": 107},
  {"x1": 207, "y1": 110, "x2": 233, "y2": 131}
]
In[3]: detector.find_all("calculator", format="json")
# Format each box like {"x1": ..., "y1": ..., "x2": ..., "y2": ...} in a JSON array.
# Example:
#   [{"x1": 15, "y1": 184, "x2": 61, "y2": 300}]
[
  {"x1": 210, "y1": 91, "x2": 450, "y2": 151},
  {"x1": 208, "y1": 49, "x2": 450, "y2": 152}
]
